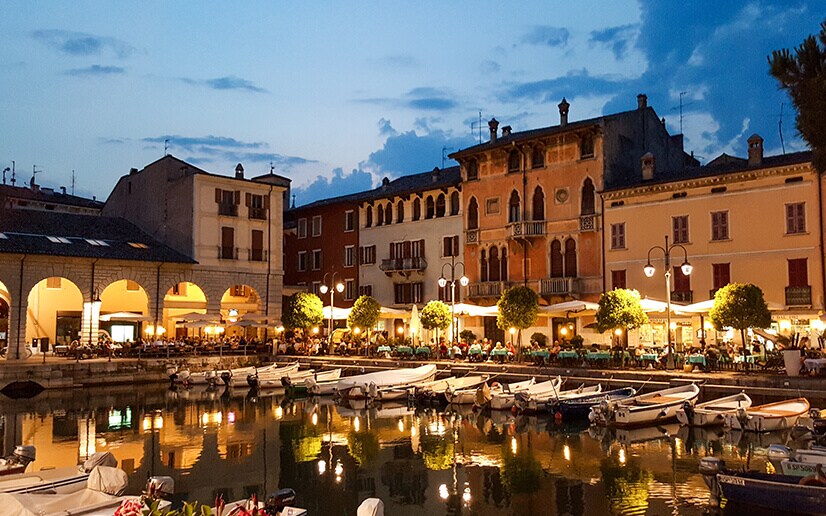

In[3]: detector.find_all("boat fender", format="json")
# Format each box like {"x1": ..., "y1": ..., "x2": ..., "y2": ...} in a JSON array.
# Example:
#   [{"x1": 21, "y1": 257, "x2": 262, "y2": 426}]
[
  {"x1": 799, "y1": 464, "x2": 826, "y2": 487},
  {"x1": 698, "y1": 457, "x2": 724, "y2": 507}
]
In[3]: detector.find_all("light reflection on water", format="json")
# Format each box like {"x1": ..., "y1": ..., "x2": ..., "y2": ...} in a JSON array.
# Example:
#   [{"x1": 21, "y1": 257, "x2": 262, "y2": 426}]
[{"x1": 1, "y1": 384, "x2": 800, "y2": 515}]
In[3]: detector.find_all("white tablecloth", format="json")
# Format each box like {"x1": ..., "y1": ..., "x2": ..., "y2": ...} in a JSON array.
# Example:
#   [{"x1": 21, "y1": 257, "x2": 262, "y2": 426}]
[{"x1": 804, "y1": 358, "x2": 826, "y2": 374}]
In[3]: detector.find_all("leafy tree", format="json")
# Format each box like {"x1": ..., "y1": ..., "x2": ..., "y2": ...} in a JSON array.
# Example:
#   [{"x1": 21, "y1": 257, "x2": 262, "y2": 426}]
[
  {"x1": 282, "y1": 292, "x2": 323, "y2": 333},
  {"x1": 348, "y1": 295, "x2": 381, "y2": 346},
  {"x1": 709, "y1": 283, "x2": 771, "y2": 349},
  {"x1": 459, "y1": 329, "x2": 477, "y2": 342},
  {"x1": 769, "y1": 20, "x2": 826, "y2": 171},
  {"x1": 531, "y1": 332, "x2": 547, "y2": 347},
  {"x1": 596, "y1": 289, "x2": 648, "y2": 365},
  {"x1": 421, "y1": 300, "x2": 451, "y2": 343},
  {"x1": 497, "y1": 286, "x2": 539, "y2": 354}
]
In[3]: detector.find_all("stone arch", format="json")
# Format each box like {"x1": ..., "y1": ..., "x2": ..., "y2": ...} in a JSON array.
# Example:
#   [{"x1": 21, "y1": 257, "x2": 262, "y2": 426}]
[
  {"x1": 436, "y1": 193, "x2": 446, "y2": 218},
  {"x1": 450, "y1": 191, "x2": 460, "y2": 216},
  {"x1": 98, "y1": 279, "x2": 150, "y2": 343},
  {"x1": 365, "y1": 206, "x2": 373, "y2": 228},
  {"x1": 221, "y1": 283, "x2": 264, "y2": 339},
  {"x1": 425, "y1": 196, "x2": 435, "y2": 219},
  {"x1": 396, "y1": 200, "x2": 405, "y2": 223},
  {"x1": 377, "y1": 204, "x2": 384, "y2": 226},
  {"x1": 581, "y1": 177, "x2": 596, "y2": 215},
  {"x1": 163, "y1": 280, "x2": 208, "y2": 339},
  {"x1": 532, "y1": 186, "x2": 545, "y2": 221},
  {"x1": 564, "y1": 237, "x2": 577, "y2": 277},
  {"x1": 28, "y1": 264, "x2": 90, "y2": 302},
  {"x1": 26, "y1": 276, "x2": 84, "y2": 346},
  {"x1": 385, "y1": 202, "x2": 393, "y2": 225}
]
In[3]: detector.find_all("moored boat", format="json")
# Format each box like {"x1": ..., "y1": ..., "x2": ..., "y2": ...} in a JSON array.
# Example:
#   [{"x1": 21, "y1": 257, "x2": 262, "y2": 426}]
[
  {"x1": 445, "y1": 378, "x2": 535, "y2": 407},
  {"x1": 676, "y1": 391, "x2": 752, "y2": 426},
  {"x1": 417, "y1": 375, "x2": 489, "y2": 402},
  {"x1": 0, "y1": 449, "x2": 119, "y2": 495},
  {"x1": 768, "y1": 444, "x2": 826, "y2": 477},
  {"x1": 555, "y1": 387, "x2": 636, "y2": 418},
  {"x1": 223, "y1": 362, "x2": 297, "y2": 388},
  {"x1": 249, "y1": 367, "x2": 341, "y2": 389},
  {"x1": 335, "y1": 364, "x2": 438, "y2": 399},
  {"x1": 490, "y1": 377, "x2": 561, "y2": 410},
  {"x1": 723, "y1": 397, "x2": 810, "y2": 432},
  {"x1": 589, "y1": 383, "x2": 700, "y2": 427},
  {"x1": 515, "y1": 384, "x2": 601, "y2": 413}
]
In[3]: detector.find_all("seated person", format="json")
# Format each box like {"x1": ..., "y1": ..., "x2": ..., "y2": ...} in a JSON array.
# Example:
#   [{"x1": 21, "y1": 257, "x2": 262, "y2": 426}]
[
  {"x1": 550, "y1": 341, "x2": 562, "y2": 356},
  {"x1": 634, "y1": 343, "x2": 646, "y2": 357}
]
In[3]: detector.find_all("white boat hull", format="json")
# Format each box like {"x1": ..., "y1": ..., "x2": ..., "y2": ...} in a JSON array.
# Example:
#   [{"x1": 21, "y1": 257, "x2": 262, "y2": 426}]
[
  {"x1": 491, "y1": 378, "x2": 561, "y2": 411},
  {"x1": 336, "y1": 365, "x2": 438, "y2": 400},
  {"x1": 723, "y1": 398, "x2": 809, "y2": 432},
  {"x1": 517, "y1": 384, "x2": 602, "y2": 413},
  {"x1": 676, "y1": 393, "x2": 752, "y2": 427},
  {"x1": 592, "y1": 383, "x2": 701, "y2": 427}
]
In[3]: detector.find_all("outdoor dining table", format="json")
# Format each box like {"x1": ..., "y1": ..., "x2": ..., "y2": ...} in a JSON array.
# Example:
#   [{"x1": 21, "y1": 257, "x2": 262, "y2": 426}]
[
  {"x1": 804, "y1": 358, "x2": 826, "y2": 374},
  {"x1": 531, "y1": 350, "x2": 551, "y2": 358},
  {"x1": 638, "y1": 353, "x2": 658, "y2": 361},
  {"x1": 396, "y1": 346, "x2": 413, "y2": 355},
  {"x1": 491, "y1": 348, "x2": 510, "y2": 362},
  {"x1": 686, "y1": 354, "x2": 707, "y2": 366},
  {"x1": 415, "y1": 346, "x2": 431, "y2": 355},
  {"x1": 586, "y1": 351, "x2": 611, "y2": 361},
  {"x1": 377, "y1": 345, "x2": 392, "y2": 353},
  {"x1": 557, "y1": 350, "x2": 579, "y2": 360}
]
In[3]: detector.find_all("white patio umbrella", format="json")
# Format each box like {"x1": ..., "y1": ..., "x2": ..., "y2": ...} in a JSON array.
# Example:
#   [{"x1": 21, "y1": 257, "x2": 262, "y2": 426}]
[
  {"x1": 539, "y1": 300, "x2": 600, "y2": 317},
  {"x1": 99, "y1": 312, "x2": 152, "y2": 322},
  {"x1": 173, "y1": 312, "x2": 220, "y2": 323},
  {"x1": 410, "y1": 304, "x2": 420, "y2": 346},
  {"x1": 323, "y1": 306, "x2": 351, "y2": 319},
  {"x1": 239, "y1": 313, "x2": 269, "y2": 321},
  {"x1": 683, "y1": 298, "x2": 787, "y2": 314},
  {"x1": 639, "y1": 297, "x2": 689, "y2": 315},
  {"x1": 230, "y1": 320, "x2": 268, "y2": 328},
  {"x1": 452, "y1": 303, "x2": 498, "y2": 317}
]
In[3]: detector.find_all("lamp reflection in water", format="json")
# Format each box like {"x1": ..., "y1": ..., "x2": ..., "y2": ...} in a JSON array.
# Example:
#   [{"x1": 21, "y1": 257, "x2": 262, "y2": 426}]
[{"x1": 563, "y1": 444, "x2": 571, "y2": 462}]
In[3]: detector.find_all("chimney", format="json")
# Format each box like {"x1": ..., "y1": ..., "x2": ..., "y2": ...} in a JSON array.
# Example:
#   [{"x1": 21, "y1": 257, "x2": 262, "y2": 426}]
[
  {"x1": 747, "y1": 134, "x2": 764, "y2": 166},
  {"x1": 235, "y1": 163, "x2": 245, "y2": 179},
  {"x1": 637, "y1": 93, "x2": 647, "y2": 110},
  {"x1": 129, "y1": 167, "x2": 138, "y2": 175},
  {"x1": 382, "y1": 177, "x2": 390, "y2": 190},
  {"x1": 432, "y1": 167, "x2": 441, "y2": 182},
  {"x1": 60, "y1": 186, "x2": 66, "y2": 195},
  {"x1": 558, "y1": 98, "x2": 570, "y2": 127},
  {"x1": 488, "y1": 118, "x2": 499, "y2": 142},
  {"x1": 501, "y1": 125, "x2": 512, "y2": 137},
  {"x1": 641, "y1": 152, "x2": 655, "y2": 180}
]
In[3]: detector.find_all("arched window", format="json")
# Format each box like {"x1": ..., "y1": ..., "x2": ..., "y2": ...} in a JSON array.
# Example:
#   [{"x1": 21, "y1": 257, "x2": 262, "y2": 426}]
[
  {"x1": 489, "y1": 247, "x2": 500, "y2": 281},
  {"x1": 550, "y1": 240, "x2": 563, "y2": 278},
  {"x1": 426, "y1": 196, "x2": 435, "y2": 219},
  {"x1": 564, "y1": 238, "x2": 577, "y2": 277},
  {"x1": 501, "y1": 247, "x2": 508, "y2": 281},
  {"x1": 413, "y1": 198, "x2": 421, "y2": 221},
  {"x1": 581, "y1": 178, "x2": 595, "y2": 215},
  {"x1": 532, "y1": 186, "x2": 545, "y2": 221},
  {"x1": 508, "y1": 190, "x2": 520, "y2": 223},
  {"x1": 480, "y1": 249, "x2": 488, "y2": 282},
  {"x1": 436, "y1": 194, "x2": 446, "y2": 217},
  {"x1": 365, "y1": 206, "x2": 373, "y2": 228},
  {"x1": 377, "y1": 205, "x2": 384, "y2": 226},
  {"x1": 385, "y1": 202, "x2": 393, "y2": 225},
  {"x1": 466, "y1": 160, "x2": 478, "y2": 181},
  {"x1": 450, "y1": 191, "x2": 460, "y2": 216},
  {"x1": 396, "y1": 200, "x2": 404, "y2": 223},
  {"x1": 467, "y1": 197, "x2": 479, "y2": 229},
  {"x1": 580, "y1": 134, "x2": 594, "y2": 159},
  {"x1": 508, "y1": 150, "x2": 521, "y2": 173},
  {"x1": 531, "y1": 147, "x2": 545, "y2": 168}
]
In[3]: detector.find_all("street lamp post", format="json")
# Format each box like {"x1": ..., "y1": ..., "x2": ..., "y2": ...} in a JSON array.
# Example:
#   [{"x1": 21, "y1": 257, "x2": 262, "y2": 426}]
[
  {"x1": 319, "y1": 272, "x2": 344, "y2": 344},
  {"x1": 644, "y1": 235, "x2": 692, "y2": 369},
  {"x1": 438, "y1": 255, "x2": 469, "y2": 343}
]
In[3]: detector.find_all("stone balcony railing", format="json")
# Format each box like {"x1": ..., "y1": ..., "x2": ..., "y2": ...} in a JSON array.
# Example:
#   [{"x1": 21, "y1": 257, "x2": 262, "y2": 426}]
[
  {"x1": 506, "y1": 221, "x2": 546, "y2": 239},
  {"x1": 468, "y1": 281, "x2": 509, "y2": 299},
  {"x1": 539, "y1": 277, "x2": 574, "y2": 296},
  {"x1": 379, "y1": 256, "x2": 427, "y2": 273},
  {"x1": 465, "y1": 228, "x2": 479, "y2": 244}
]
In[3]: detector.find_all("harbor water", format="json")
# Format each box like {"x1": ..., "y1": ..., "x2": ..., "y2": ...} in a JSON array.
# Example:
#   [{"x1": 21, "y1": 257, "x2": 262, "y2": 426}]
[{"x1": 2, "y1": 384, "x2": 815, "y2": 515}]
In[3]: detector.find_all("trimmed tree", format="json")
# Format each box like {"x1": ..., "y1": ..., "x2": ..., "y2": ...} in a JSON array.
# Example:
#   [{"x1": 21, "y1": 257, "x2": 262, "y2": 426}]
[
  {"x1": 769, "y1": 20, "x2": 826, "y2": 172},
  {"x1": 595, "y1": 289, "x2": 649, "y2": 365},
  {"x1": 709, "y1": 283, "x2": 772, "y2": 350},
  {"x1": 282, "y1": 292, "x2": 323, "y2": 334},
  {"x1": 421, "y1": 300, "x2": 451, "y2": 345},
  {"x1": 497, "y1": 286, "x2": 539, "y2": 357},
  {"x1": 347, "y1": 295, "x2": 381, "y2": 350}
]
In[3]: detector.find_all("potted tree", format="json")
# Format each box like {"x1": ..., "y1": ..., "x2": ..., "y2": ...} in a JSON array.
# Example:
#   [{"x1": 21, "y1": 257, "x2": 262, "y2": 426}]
[
  {"x1": 595, "y1": 289, "x2": 648, "y2": 367},
  {"x1": 708, "y1": 283, "x2": 775, "y2": 372},
  {"x1": 497, "y1": 286, "x2": 540, "y2": 361}
]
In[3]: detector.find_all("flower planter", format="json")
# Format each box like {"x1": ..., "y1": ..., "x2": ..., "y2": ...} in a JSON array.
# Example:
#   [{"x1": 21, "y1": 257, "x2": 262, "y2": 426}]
[{"x1": 784, "y1": 349, "x2": 802, "y2": 377}]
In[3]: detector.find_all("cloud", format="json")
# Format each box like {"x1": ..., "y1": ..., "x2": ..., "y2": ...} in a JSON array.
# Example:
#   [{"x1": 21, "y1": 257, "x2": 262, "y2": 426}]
[
  {"x1": 480, "y1": 60, "x2": 501, "y2": 74},
  {"x1": 32, "y1": 29, "x2": 134, "y2": 58},
  {"x1": 589, "y1": 24, "x2": 639, "y2": 60},
  {"x1": 521, "y1": 26, "x2": 570, "y2": 48},
  {"x1": 292, "y1": 167, "x2": 376, "y2": 206},
  {"x1": 143, "y1": 135, "x2": 266, "y2": 150},
  {"x1": 142, "y1": 134, "x2": 316, "y2": 168},
  {"x1": 98, "y1": 137, "x2": 126, "y2": 145},
  {"x1": 179, "y1": 75, "x2": 268, "y2": 93},
  {"x1": 355, "y1": 86, "x2": 459, "y2": 112},
  {"x1": 65, "y1": 65, "x2": 125, "y2": 76},
  {"x1": 377, "y1": 118, "x2": 397, "y2": 137},
  {"x1": 362, "y1": 128, "x2": 475, "y2": 177},
  {"x1": 376, "y1": 54, "x2": 418, "y2": 68},
  {"x1": 502, "y1": 69, "x2": 630, "y2": 104}
]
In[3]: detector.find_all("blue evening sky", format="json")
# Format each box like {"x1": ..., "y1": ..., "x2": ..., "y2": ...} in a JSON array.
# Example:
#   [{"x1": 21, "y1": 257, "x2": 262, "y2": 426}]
[{"x1": 0, "y1": 1, "x2": 822, "y2": 205}]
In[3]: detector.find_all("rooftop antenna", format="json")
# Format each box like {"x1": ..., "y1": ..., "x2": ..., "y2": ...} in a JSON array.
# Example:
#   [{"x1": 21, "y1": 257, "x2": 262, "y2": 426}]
[
  {"x1": 71, "y1": 169, "x2": 76, "y2": 195},
  {"x1": 291, "y1": 194, "x2": 296, "y2": 209},
  {"x1": 164, "y1": 139, "x2": 169, "y2": 156},
  {"x1": 2, "y1": 165, "x2": 8, "y2": 185},
  {"x1": 441, "y1": 147, "x2": 454, "y2": 169},
  {"x1": 470, "y1": 111, "x2": 483, "y2": 144},
  {"x1": 670, "y1": 92, "x2": 693, "y2": 135},
  {"x1": 9, "y1": 161, "x2": 15, "y2": 186},
  {"x1": 30, "y1": 164, "x2": 41, "y2": 188},
  {"x1": 270, "y1": 161, "x2": 274, "y2": 174},
  {"x1": 779, "y1": 102, "x2": 786, "y2": 155}
]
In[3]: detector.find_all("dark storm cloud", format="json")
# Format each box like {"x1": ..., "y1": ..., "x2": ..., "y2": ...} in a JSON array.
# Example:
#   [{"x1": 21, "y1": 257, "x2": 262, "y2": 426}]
[
  {"x1": 32, "y1": 29, "x2": 134, "y2": 58},
  {"x1": 502, "y1": 69, "x2": 629, "y2": 104},
  {"x1": 521, "y1": 26, "x2": 570, "y2": 47},
  {"x1": 65, "y1": 65, "x2": 125, "y2": 76},
  {"x1": 179, "y1": 75, "x2": 268, "y2": 93},
  {"x1": 589, "y1": 24, "x2": 639, "y2": 60}
]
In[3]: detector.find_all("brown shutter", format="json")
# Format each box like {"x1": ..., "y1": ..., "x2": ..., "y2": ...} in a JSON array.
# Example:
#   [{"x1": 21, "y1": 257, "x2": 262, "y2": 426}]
[
  {"x1": 403, "y1": 241, "x2": 411, "y2": 258},
  {"x1": 245, "y1": 193, "x2": 251, "y2": 206},
  {"x1": 420, "y1": 239, "x2": 425, "y2": 258},
  {"x1": 264, "y1": 194, "x2": 270, "y2": 209},
  {"x1": 215, "y1": 188, "x2": 222, "y2": 203},
  {"x1": 234, "y1": 190, "x2": 241, "y2": 205},
  {"x1": 389, "y1": 243, "x2": 395, "y2": 259}
]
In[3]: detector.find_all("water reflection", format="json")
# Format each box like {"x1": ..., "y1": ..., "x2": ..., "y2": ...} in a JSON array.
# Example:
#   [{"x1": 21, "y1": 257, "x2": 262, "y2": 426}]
[{"x1": 1, "y1": 384, "x2": 799, "y2": 515}]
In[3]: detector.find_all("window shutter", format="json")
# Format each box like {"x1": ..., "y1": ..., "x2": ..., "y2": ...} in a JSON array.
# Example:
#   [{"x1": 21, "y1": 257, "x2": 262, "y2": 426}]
[
  {"x1": 419, "y1": 239, "x2": 425, "y2": 257},
  {"x1": 245, "y1": 193, "x2": 251, "y2": 206},
  {"x1": 215, "y1": 188, "x2": 222, "y2": 203},
  {"x1": 264, "y1": 194, "x2": 270, "y2": 209},
  {"x1": 234, "y1": 190, "x2": 241, "y2": 205}
]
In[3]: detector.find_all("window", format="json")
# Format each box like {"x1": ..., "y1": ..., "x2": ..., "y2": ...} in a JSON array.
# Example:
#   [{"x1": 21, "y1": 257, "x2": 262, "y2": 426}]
[
  {"x1": 580, "y1": 134, "x2": 594, "y2": 159},
  {"x1": 672, "y1": 215, "x2": 689, "y2": 244},
  {"x1": 610, "y1": 223, "x2": 625, "y2": 249},
  {"x1": 531, "y1": 147, "x2": 544, "y2": 168},
  {"x1": 250, "y1": 229, "x2": 264, "y2": 261},
  {"x1": 344, "y1": 245, "x2": 355, "y2": 267},
  {"x1": 396, "y1": 201, "x2": 404, "y2": 223},
  {"x1": 247, "y1": 193, "x2": 267, "y2": 219},
  {"x1": 467, "y1": 197, "x2": 479, "y2": 229},
  {"x1": 232, "y1": 285, "x2": 247, "y2": 297},
  {"x1": 443, "y1": 235, "x2": 460, "y2": 257},
  {"x1": 413, "y1": 198, "x2": 421, "y2": 221},
  {"x1": 550, "y1": 240, "x2": 563, "y2": 278},
  {"x1": 344, "y1": 279, "x2": 355, "y2": 300},
  {"x1": 172, "y1": 282, "x2": 187, "y2": 296},
  {"x1": 788, "y1": 258, "x2": 808, "y2": 287},
  {"x1": 216, "y1": 189, "x2": 239, "y2": 216},
  {"x1": 710, "y1": 211, "x2": 729, "y2": 241},
  {"x1": 486, "y1": 197, "x2": 500, "y2": 215},
  {"x1": 581, "y1": 178, "x2": 595, "y2": 215},
  {"x1": 377, "y1": 205, "x2": 384, "y2": 226},
  {"x1": 365, "y1": 206, "x2": 373, "y2": 228},
  {"x1": 128, "y1": 242, "x2": 148, "y2": 249},
  {"x1": 786, "y1": 202, "x2": 806, "y2": 234},
  {"x1": 532, "y1": 186, "x2": 544, "y2": 221},
  {"x1": 611, "y1": 270, "x2": 626, "y2": 290},
  {"x1": 360, "y1": 245, "x2": 376, "y2": 265},
  {"x1": 426, "y1": 196, "x2": 435, "y2": 219},
  {"x1": 712, "y1": 263, "x2": 730, "y2": 291},
  {"x1": 311, "y1": 249, "x2": 322, "y2": 271},
  {"x1": 358, "y1": 285, "x2": 373, "y2": 297},
  {"x1": 508, "y1": 190, "x2": 520, "y2": 223},
  {"x1": 46, "y1": 277, "x2": 62, "y2": 289},
  {"x1": 508, "y1": 150, "x2": 521, "y2": 173},
  {"x1": 394, "y1": 282, "x2": 423, "y2": 304},
  {"x1": 220, "y1": 227, "x2": 235, "y2": 259},
  {"x1": 672, "y1": 266, "x2": 691, "y2": 292},
  {"x1": 564, "y1": 238, "x2": 577, "y2": 277},
  {"x1": 311, "y1": 215, "x2": 322, "y2": 236},
  {"x1": 436, "y1": 194, "x2": 446, "y2": 217},
  {"x1": 297, "y1": 251, "x2": 307, "y2": 271},
  {"x1": 297, "y1": 218, "x2": 307, "y2": 239},
  {"x1": 312, "y1": 282, "x2": 321, "y2": 296},
  {"x1": 125, "y1": 280, "x2": 140, "y2": 291},
  {"x1": 466, "y1": 160, "x2": 478, "y2": 181},
  {"x1": 439, "y1": 283, "x2": 462, "y2": 303},
  {"x1": 385, "y1": 202, "x2": 392, "y2": 225},
  {"x1": 450, "y1": 192, "x2": 459, "y2": 216},
  {"x1": 345, "y1": 210, "x2": 356, "y2": 232}
]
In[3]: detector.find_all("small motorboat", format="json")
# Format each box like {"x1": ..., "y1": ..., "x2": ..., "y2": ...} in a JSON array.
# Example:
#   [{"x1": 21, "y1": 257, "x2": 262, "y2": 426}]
[
  {"x1": 335, "y1": 365, "x2": 438, "y2": 400},
  {"x1": 174, "y1": 367, "x2": 222, "y2": 386},
  {"x1": 555, "y1": 387, "x2": 636, "y2": 418},
  {"x1": 216, "y1": 488, "x2": 306, "y2": 515},
  {"x1": 249, "y1": 367, "x2": 341, "y2": 389},
  {"x1": 515, "y1": 384, "x2": 602, "y2": 413},
  {"x1": 701, "y1": 456, "x2": 826, "y2": 515},
  {"x1": 676, "y1": 391, "x2": 752, "y2": 427},
  {"x1": 0, "y1": 450, "x2": 117, "y2": 495},
  {"x1": 0, "y1": 446, "x2": 36, "y2": 478},
  {"x1": 490, "y1": 377, "x2": 561, "y2": 410},
  {"x1": 459, "y1": 378, "x2": 535, "y2": 408},
  {"x1": 589, "y1": 383, "x2": 700, "y2": 427},
  {"x1": 723, "y1": 397, "x2": 810, "y2": 432},
  {"x1": 223, "y1": 363, "x2": 298, "y2": 388},
  {"x1": 303, "y1": 377, "x2": 340, "y2": 396},
  {"x1": 767, "y1": 444, "x2": 826, "y2": 477},
  {"x1": 415, "y1": 375, "x2": 489, "y2": 402}
]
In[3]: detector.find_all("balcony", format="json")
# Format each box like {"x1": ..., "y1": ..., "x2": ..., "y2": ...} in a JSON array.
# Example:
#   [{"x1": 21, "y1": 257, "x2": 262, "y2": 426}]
[
  {"x1": 468, "y1": 281, "x2": 508, "y2": 299},
  {"x1": 248, "y1": 249, "x2": 268, "y2": 262},
  {"x1": 540, "y1": 277, "x2": 573, "y2": 296},
  {"x1": 466, "y1": 228, "x2": 479, "y2": 245},
  {"x1": 786, "y1": 285, "x2": 812, "y2": 306},
  {"x1": 580, "y1": 214, "x2": 597, "y2": 232},
  {"x1": 249, "y1": 207, "x2": 267, "y2": 220},
  {"x1": 506, "y1": 221, "x2": 546, "y2": 239},
  {"x1": 218, "y1": 203, "x2": 238, "y2": 217},
  {"x1": 218, "y1": 246, "x2": 238, "y2": 260},
  {"x1": 379, "y1": 256, "x2": 427, "y2": 273},
  {"x1": 671, "y1": 290, "x2": 693, "y2": 303}
]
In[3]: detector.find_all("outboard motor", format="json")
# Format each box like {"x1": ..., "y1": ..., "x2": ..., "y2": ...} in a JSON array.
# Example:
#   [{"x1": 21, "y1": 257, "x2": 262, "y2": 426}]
[
  {"x1": 82, "y1": 451, "x2": 117, "y2": 472},
  {"x1": 247, "y1": 373, "x2": 260, "y2": 389},
  {"x1": 699, "y1": 457, "x2": 725, "y2": 507},
  {"x1": 0, "y1": 445, "x2": 37, "y2": 472},
  {"x1": 281, "y1": 376, "x2": 293, "y2": 388},
  {"x1": 368, "y1": 382, "x2": 378, "y2": 399},
  {"x1": 735, "y1": 407, "x2": 750, "y2": 429},
  {"x1": 681, "y1": 401, "x2": 695, "y2": 424},
  {"x1": 305, "y1": 378, "x2": 319, "y2": 395},
  {"x1": 220, "y1": 371, "x2": 232, "y2": 386},
  {"x1": 265, "y1": 488, "x2": 297, "y2": 512},
  {"x1": 767, "y1": 444, "x2": 792, "y2": 472},
  {"x1": 143, "y1": 476, "x2": 175, "y2": 502}
]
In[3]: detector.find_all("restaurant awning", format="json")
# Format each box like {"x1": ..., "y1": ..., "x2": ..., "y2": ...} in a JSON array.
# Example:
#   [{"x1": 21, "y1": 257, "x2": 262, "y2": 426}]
[
  {"x1": 538, "y1": 300, "x2": 599, "y2": 317},
  {"x1": 99, "y1": 312, "x2": 152, "y2": 322}
]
